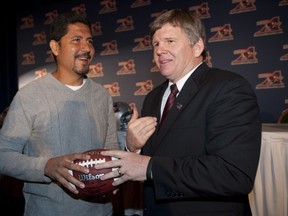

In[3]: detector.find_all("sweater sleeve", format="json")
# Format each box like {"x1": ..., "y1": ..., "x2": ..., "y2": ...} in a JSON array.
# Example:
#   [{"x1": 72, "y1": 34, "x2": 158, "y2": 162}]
[{"x1": 0, "y1": 92, "x2": 51, "y2": 182}]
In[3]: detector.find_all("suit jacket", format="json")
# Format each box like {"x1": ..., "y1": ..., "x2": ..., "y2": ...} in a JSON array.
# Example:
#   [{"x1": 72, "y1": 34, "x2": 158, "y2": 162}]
[{"x1": 141, "y1": 63, "x2": 261, "y2": 216}]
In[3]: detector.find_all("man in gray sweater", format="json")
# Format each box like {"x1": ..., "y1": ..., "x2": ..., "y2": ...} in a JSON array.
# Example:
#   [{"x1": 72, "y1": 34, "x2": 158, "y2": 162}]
[{"x1": 0, "y1": 12, "x2": 119, "y2": 216}]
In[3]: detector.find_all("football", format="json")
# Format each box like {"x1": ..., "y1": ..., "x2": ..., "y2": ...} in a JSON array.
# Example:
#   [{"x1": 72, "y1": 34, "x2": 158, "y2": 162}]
[{"x1": 70, "y1": 148, "x2": 118, "y2": 197}]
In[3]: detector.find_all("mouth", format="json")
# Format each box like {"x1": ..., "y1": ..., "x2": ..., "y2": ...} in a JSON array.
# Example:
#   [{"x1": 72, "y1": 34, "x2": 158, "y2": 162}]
[
  {"x1": 76, "y1": 53, "x2": 91, "y2": 62},
  {"x1": 76, "y1": 56, "x2": 92, "y2": 65},
  {"x1": 78, "y1": 57, "x2": 89, "y2": 62},
  {"x1": 158, "y1": 59, "x2": 171, "y2": 67}
]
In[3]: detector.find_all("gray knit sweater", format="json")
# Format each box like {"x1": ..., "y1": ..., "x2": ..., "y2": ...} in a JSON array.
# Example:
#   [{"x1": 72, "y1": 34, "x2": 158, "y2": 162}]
[{"x1": 0, "y1": 73, "x2": 119, "y2": 216}]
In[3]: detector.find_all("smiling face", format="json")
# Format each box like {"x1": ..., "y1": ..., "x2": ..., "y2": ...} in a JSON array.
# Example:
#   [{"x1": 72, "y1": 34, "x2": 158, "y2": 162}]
[
  {"x1": 152, "y1": 23, "x2": 204, "y2": 83},
  {"x1": 50, "y1": 22, "x2": 95, "y2": 81}
]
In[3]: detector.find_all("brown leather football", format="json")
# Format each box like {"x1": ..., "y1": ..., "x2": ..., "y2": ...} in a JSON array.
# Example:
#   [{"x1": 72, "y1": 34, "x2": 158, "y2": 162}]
[{"x1": 70, "y1": 148, "x2": 118, "y2": 197}]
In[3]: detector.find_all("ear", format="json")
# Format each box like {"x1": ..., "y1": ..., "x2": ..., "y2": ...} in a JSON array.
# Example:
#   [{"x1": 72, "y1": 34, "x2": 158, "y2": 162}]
[
  {"x1": 193, "y1": 38, "x2": 204, "y2": 58},
  {"x1": 49, "y1": 40, "x2": 59, "y2": 57}
]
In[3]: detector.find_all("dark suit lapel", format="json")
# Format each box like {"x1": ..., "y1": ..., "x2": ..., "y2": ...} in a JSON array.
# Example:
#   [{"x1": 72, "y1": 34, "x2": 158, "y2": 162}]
[
  {"x1": 149, "y1": 63, "x2": 210, "y2": 154},
  {"x1": 152, "y1": 82, "x2": 168, "y2": 121}
]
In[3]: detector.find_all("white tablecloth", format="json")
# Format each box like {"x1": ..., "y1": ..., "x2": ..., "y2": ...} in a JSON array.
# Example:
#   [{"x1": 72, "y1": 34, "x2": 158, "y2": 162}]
[{"x1": 249, "y1": 124, "x2": 288, "y2": 216}]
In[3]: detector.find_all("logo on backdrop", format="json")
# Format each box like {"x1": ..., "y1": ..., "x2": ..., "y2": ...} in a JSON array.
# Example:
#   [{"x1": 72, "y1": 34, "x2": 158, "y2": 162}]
[
  {"x1": 132, "y1": 35, "x2": 152, "y2": 51},
  {"x1": 256, "y1": 70, "x2": 285, "y2": 89},
  {"x1": 134, "y1": 80, "x2": 153, "y2": 95},
  {"x1": 115, "y1": 16, "x2": 134, "y2": 32},
  {"x1": 117, "y1": 59, "x2": 136, "y2": 75},
  {"x1": 45, "y1": 50, "x2": 55, "y2": 63},
  {"x1": 151, "y1": 59, "x2": 160, "y2": 72},
  {"x1": 99, "y1": 0, "x2": 117, "y2": 14},
  {"x1": 88, "y1": 63, "x2": 104, "y2": 77},
  {"x1": 254, "y1": 16, "x2": 283, "y2": 37},
  {"x1": 32, "y1": 31, "x2": 47, "y2": 45},
  {"x1": 205, "y1": 51, "x2": 213, "y2": 67},
  {"x1": 231, "y1": 46, "x2": 258, "y2": 65},
  {"x1": 230, "y1": 0, "x2": 256, "y2": 14},
  {"x1": 44, "y1": 10, "x2": 58, "y2": 25},
  {"x1": 131, "y1": 0, "x2": 151, "y2": 8},
  {"x1": 20, "y1": 15, "x2": 34, "y2": 29},
  {"x1": 104, "y1": 82, "x2": 120, "y2": 96},
  {"x1": 208, "y1": 24, "x2": 234, "y2": 42},
  {"x1": 72, "y1": 4, "x2": 87, "y2": 16},
  {"x1": 150, "y1": 10, "x2": 167, "y2": 27},
  {"x1": 189, "y1": 2, "x2": 211, "y2": 19},
  {"x1": 100, "y1": 40, "x2": 119, "y2": 55},
  {"x1": 34, "y1": 69, "x2": 48, "y2": 80},
  {"x1": 21, "y1": 52, "x2": 35, "y2": 65},
  {"x1": 91, "y1": 22, "x2": 103, "y2": 36},
  {"x1": 280, "y1": 44, "x2": 288, "y2": 61}
]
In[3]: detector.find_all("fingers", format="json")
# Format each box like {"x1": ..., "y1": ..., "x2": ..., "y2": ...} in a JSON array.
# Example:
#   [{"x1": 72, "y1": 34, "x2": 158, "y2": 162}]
[
  {"x1": 126, "y1": 117, "x2": 157, "y2": 150},
  {"x1": 129, "y1": 116, "x2": 157, "y2": 130},
  {"x1": 98, "y1": 166, "x2": 128, "y2": 187},
  {"x1": 95, "y1": 150, "x2": 123, "y2": 169},
  {"x1": 129, "y1": 104, "x2": 139, "y2": 123},
  {"x1": 94, "y1": 150, "x2": 126, "y2": 181},
  {"x1": 112, "y1": 175, "x2": 129, "y2": 186},
  {"x1": 65, "y1": 153, "x2": 98, "y2": 193},
  {"x1": 112, "y1": 167, "x2": 131, "y2": 186},
  {"x1": 100, "y1": 149, "x2": 131, "y2": 158},
  {"x1": 140, "y1": 117, "x2": 157, "y2": 137},
  {"x1": 112, "y1": 188, "x2": 119, "y2": 195},
  {"x1": 69, "y1": 153, "x2": 91, "y2": 163},
  {"x1": 61, "y1": 169, "x2": 85, "y2": 193},
  {"x1": 117, "y1": 168, "x2": 124, "y2": 177},
  {"x1": 45, "y1": 153, "x2": 92, "y2": 194},
  {"x1": 95, "y1": 150, "x2": 150, "y2": 186},
  {"x1": 127, "y1": 117, "x2": 157, "y2": 139}
]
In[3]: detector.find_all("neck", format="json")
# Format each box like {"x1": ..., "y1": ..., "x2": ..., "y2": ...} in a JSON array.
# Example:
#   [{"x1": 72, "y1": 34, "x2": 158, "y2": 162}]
[{"x1": 52, "y1": 71, "x2": 85, "y2": 86}]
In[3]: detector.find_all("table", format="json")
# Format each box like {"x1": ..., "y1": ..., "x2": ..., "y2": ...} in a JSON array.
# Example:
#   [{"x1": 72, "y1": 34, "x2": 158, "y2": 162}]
[{"x1": 249, "y1": 123, "x2": 288, "y2": 216}]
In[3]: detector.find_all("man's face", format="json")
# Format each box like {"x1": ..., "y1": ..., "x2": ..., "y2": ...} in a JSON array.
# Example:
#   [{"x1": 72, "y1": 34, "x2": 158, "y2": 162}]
[
  {"x1": 152, "y1": 23, "x2": 201, "y2": 83},
  {"x1": 55, "y1": 22, "x2": 95, "y2": 77}
]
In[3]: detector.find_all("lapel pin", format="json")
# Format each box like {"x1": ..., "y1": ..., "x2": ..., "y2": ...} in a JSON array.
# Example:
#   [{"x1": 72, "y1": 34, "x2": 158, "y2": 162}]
[{"x1": 176, "y1": 103, "x2": 182, "y2": 109}]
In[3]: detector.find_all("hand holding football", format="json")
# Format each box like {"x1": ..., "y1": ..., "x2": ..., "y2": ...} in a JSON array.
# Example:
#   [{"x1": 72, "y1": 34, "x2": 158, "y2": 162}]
[{"x1": 70, "y1": 148, "x2": 118, "y2": 197}]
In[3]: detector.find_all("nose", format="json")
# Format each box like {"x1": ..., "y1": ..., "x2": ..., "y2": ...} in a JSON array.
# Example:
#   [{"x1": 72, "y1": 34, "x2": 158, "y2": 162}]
[
  {"x1": 155, "y1": 45, "x2": 167, "y2": 56},
  {"x1": 81, "y1": 40, "x2": 94, "y2": 52}
]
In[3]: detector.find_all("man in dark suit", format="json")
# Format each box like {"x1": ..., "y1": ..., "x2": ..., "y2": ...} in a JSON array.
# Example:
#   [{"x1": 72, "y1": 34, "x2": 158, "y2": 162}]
[{"x1": 97, "y1": 9, "x2": 261, "y2": 216}]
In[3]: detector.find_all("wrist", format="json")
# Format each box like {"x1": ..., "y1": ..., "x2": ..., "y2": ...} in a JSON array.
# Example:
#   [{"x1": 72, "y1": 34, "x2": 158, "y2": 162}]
[{"x1": 125, "y1": 143, "x2": 141, "y2": 154}]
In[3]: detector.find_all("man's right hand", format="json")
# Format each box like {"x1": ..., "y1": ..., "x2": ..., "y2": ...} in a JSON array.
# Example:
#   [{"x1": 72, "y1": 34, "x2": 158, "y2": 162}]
[
  {"x1": 126, "y1": 105, "x2": 157, "y2": 152},
  {"x1": 44, "y1": 153, "x2": 91, "y2": 194}
]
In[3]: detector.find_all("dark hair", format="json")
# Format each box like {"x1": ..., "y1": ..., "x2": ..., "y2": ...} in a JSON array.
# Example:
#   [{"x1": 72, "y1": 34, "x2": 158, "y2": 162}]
[
  {"x1": 150, "y1": 9, "x2": 207, "y2": 59},
  {"x1": 50, "y1": 12, "x2": 91, "y2": 42}
]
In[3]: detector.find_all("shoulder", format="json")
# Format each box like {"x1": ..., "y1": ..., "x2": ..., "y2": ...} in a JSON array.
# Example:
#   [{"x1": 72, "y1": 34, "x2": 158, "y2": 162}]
[
  {"x1": 202, "y1": 67, "x2": 252, "y2": 89},
  {"x1": 204, "y1": 66, "x2": 242, "y2": 80},
  {"x1": 17, "y1": 74, "x2": 52, "y2": 97},
  {"x1": 204, "y1": 68, "x2": 256, "y2": 100},
  {"x1": 86, "y1": 78, "x2": 110, "y2": 96}
]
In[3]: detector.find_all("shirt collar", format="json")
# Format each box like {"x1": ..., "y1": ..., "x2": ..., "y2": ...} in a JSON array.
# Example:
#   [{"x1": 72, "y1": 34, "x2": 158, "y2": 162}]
[{"x1": 169, "y1": 61, "x2": 203, "y2": 92}]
